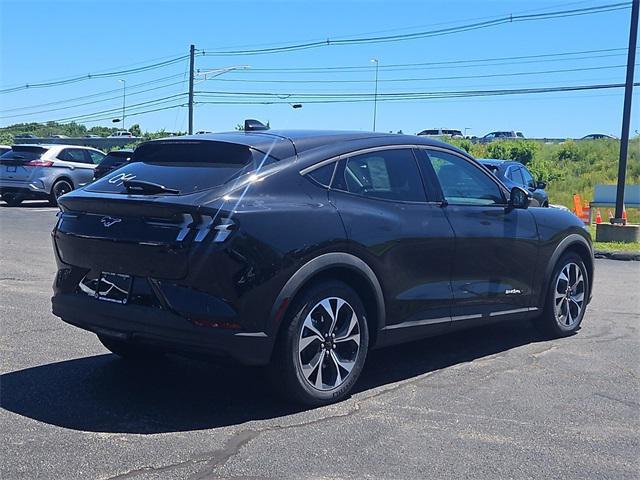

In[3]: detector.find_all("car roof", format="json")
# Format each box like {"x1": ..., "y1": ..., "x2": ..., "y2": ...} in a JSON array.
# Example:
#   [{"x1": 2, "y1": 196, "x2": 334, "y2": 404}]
[
  {"x1": 150, "y1": 130, "x2": 463, "y2": 160},
  {"x1": 476, "y1": 158, "x2": 517, "y2": 167}
]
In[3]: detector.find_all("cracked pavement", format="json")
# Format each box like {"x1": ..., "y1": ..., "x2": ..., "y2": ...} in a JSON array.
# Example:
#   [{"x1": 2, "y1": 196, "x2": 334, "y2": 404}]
[{"x1": 1, "y1": 203, "x2": 639, "y2": 479}]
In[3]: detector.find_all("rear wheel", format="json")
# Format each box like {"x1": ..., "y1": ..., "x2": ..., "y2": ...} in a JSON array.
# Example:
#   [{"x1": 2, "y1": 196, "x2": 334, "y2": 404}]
[
  {"x1": 534, "y1": 252, "x2": 589, "y2": 338},
  {"x1": 98, "y1": 335, "x2": 164, "y2": 363},
  {"x1": 270, "y1": 281, "x2": 369, "y2": 406},
  {"x1": 1, "y1": 193, "x2": 23, "y2": 207},
  {"x1": 49, "y1": 179, "x2": 73, "y2": 206}
]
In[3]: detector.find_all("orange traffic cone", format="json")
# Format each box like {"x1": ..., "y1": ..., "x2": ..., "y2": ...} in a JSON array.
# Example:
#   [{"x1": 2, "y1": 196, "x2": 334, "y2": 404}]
[
  {"x1": 595, "y1": 210, "x2": 602, "y2": 224},
  {"x1": 622, "y1": 209, "x2": 628, "y2": 222},
  {"x1": 608, "y1": 209, "x2": 614, "y2": 221}
]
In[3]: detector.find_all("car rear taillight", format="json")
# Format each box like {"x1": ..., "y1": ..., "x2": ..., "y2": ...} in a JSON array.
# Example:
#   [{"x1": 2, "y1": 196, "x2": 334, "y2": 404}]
[{"x1": 26, "y1": 160, "x2": 54, "y2": 167}]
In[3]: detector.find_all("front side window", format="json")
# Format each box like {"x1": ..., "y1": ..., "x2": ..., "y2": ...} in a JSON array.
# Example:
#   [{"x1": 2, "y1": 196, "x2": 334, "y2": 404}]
[
  {"x1": 521, "y1": 167, "x2": 536, "y2": 188},
  {"x1": 88, "y1": 150, "x2": 105, "y2": 164},
  {"x1": 426, "y1": 150, "x2": 504, "y2": 206},
  {"x1": 508, "y1": 166, "x2": 525, "y2": 186},
  {"x1": 335, "y1": 149, "x2": 426, "y2": 202}
]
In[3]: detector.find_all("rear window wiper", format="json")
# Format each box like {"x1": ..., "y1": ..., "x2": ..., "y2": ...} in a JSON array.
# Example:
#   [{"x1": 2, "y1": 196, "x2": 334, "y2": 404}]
[{"x1": 122, "y1": 179, "x2": 180, "y2": 195}]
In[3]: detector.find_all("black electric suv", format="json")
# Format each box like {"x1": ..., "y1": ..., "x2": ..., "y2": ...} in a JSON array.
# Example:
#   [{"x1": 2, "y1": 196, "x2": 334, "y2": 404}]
[{"x1": 51, "y1": 122, "x2": 593, "y2": 405}]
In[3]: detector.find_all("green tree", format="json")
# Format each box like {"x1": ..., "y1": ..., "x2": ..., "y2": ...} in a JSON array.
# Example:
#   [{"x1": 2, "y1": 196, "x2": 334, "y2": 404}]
[{"x1": 129, "y1": 124, "x2": 142, "y2": 136}]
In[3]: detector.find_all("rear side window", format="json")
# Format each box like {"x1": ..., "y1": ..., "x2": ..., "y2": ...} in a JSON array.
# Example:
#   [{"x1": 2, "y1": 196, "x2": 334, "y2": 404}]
[
  {"x1": 59, "y1": 149, "x2": 90, "y2": 164},
  {"x1": 306, "y1": 162, "x2": 336, "y2": 187},
  {"x1": 334, "y1": 149, "x2": 426, "y2": 202},
  {"x1": 426, "y1": 150, "x2": 504, "y2": 206}
]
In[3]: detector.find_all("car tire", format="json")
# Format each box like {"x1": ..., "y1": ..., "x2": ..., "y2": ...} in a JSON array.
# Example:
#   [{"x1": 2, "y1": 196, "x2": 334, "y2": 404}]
[
  {"x1": 49, "y1": 179, "x2": 73, "y2": 206},
  {"x1": 534, "y1": 252, "x2": 589, "y2": 338},
  {"x1": 98, "y1": 335, "x2": 164, "y2": 363},
  {"x1": 270, "y1": 280, "x2": 369, "y2": 406},
  {"x1": 2, "y1": 193, "x2": 23, "y2": 207}
]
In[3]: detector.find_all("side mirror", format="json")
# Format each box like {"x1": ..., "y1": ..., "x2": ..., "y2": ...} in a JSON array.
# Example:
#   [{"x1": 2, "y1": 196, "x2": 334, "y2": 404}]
[
  {"x1": 509, "y1": 186, "x2": 530, "y2": 209},
  {"x1": 536, "y1": 180, "x2": 547, "y2": 190}
]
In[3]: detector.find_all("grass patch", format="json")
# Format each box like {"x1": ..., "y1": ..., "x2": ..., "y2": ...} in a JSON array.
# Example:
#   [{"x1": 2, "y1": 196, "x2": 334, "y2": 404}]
[{"x1": 588, "y1": 226, "x2": 640, "y2": 252}]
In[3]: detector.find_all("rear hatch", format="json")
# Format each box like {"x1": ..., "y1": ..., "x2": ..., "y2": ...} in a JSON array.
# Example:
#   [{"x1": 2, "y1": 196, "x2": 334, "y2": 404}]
[
  {"x1": 54, "y1": 139, "x2": 281, "y2": 280},
  {"x1": 0, "y1": 145, "x2": 50, "y2": 182}
]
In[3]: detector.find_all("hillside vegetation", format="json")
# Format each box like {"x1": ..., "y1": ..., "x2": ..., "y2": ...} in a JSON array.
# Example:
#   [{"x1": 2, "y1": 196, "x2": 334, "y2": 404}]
[
  {"x1": 446, "y1": 137, "x2": 640, "y2": 212},
  {"x1": 1, "y1": 122, "x2": 638, "y2": 214}
]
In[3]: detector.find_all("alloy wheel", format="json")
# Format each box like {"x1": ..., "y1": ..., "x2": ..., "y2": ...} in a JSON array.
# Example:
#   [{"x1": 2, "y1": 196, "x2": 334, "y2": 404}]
[
  {"x1": 553, "y1": 262, "x2": 585, "y2": 329},
  {"x1": 297, "y1": 297, "x2": 361, "y2": 391},
  {"x1": 54, "y1": 181, "x2": 72, "y2": 199}
]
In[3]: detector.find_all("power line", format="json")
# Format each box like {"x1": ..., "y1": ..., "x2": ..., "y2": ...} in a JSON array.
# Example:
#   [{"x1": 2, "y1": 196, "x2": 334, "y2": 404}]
[
  {"x1": 200, "y1": 64, "x2": 634, "y2": 85},
  {"x1": 193, "y1": 82, "x2": 640, "y2": 104},
  {"x1": 48, "y1": 93, "x2": 186, "y2": 123},
  {"x1": 217, "y1": 48, "x2": 626, "y2": 73},
  {"x1": 199, "y1": 2, "x2": 631, "y2": 56},
  {"x1": 0, "y1": 73, "x2": 186, "y2": 114},
  {"x1": 0, "y1": 54, "x2": 190, "y2": 94},
  {"x1": 0, "y1": 78, "x2": 189, "y2": 119}
]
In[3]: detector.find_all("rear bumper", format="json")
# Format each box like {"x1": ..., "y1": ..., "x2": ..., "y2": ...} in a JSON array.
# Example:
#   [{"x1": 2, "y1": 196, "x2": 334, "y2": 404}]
[
  {"x1": 0, "y1": 179, "x2": 49, "y2": 199},
  {"x1": 52, "y1": 293, "x2": 274, "y2": 366}
]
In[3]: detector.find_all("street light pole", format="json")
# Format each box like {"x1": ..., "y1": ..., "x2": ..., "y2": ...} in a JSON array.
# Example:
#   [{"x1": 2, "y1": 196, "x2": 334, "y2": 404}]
[
  {"x1": 118, "y1": 79, "x2": 126, "y2": 131},
  {"x1": 371, "y1": 59, "x2": 379, "y2": 132},
  {"x1": 613, "y1": 0, "x2": 639, "y2": 224}
]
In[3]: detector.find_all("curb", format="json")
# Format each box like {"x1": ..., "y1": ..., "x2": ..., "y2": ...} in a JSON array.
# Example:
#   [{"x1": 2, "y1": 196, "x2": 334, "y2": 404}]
[{"x1": 594, "y1": 250, "x2": 640, "y2": 261}]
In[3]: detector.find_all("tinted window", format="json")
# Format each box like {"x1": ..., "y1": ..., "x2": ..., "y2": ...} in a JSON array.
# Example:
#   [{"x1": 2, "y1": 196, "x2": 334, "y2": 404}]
[
  {"x1": 336, "y1": 149, "x2": 426, "y2": 202},
  {"x1": 307, "y1": 162, "x2": 335, "y2": 187},
  {"x1": 59, "y1": 149, "x2": 90, "y2": 164},
  {"x1": 426, "y1": 150, "x2": 504, "y2": 206},
  {"x1": 521, "y1": 167, "x2": 535, "y2": 188},
  {"x1": 418, "y1": 130, "x2": 440, "y2": 136},
  {"x1": 88, "y1": 150, "x2": 105, "y2": 164},
  {"x1": 509, "y1": 167, "x2": 525, "y2": 185}
]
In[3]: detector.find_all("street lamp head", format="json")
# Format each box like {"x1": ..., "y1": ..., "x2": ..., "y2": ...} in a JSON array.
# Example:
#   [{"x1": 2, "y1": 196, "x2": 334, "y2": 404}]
[
  {"x1": 370, "y1": 58, "x2": 378, "y2": 64},
  {"x1": 118, "y1": 79, "x2": 126, "y2": 84},
  {"x1": 291, "y1": 104, "x2": 303, "y2": 109}
]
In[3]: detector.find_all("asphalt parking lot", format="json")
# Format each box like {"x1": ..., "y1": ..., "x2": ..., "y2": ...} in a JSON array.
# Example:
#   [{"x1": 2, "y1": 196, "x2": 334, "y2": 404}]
[{"x1": 1, "y1": 202, "x2": 639, "y2": 480}]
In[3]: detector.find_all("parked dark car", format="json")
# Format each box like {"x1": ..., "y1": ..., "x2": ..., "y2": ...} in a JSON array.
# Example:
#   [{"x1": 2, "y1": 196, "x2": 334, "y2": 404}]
[
  {"x1": 477, "y1": 158, "x2": 549, "y2": 207},
  {"x1": 580, "y1": 133, "x2": 617, "y2": 140},
  {"x1": 93, "y1": 149, "x2": 134, "y2": 180},
  {"x1": 51, "y1": 125, "x2": 593, "y2": 405},
  {"x1": 14, "y1": 134, "x2": 39, "y2": 139}
]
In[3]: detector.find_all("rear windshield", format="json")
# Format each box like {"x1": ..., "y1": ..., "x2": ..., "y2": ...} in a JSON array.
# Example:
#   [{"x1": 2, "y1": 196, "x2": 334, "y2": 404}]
[
  {"x1": 99, "y1": 151, "x2": 132, "y2": 168},
  {"x1": 87, "y1": 141, "x2": 278, "y2": 195},
  {"x1": 0, "y1": 145, "x2": 48, "y2": 161}
]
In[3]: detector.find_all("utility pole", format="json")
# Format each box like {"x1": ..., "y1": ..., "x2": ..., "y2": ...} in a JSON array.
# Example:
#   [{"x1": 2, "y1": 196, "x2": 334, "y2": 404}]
[
  {"x1": 613, "y1": 0, "x2": 638, "y2": 224},
  {"x1": 188, "y1": 44, "x2": 195, "y2": 135},
  {"x1": 371, "y1": 58, "x2": 379, "y2": 132}
]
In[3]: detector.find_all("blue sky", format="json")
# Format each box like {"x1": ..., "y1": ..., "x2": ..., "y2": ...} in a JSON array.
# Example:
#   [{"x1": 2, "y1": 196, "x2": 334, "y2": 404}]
[{"x1": 1, "y1": 0, "x2": 638, "y2": 138}]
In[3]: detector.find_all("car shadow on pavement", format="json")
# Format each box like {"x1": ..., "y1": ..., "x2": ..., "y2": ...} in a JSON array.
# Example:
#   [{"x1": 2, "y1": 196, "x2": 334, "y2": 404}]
[
  {"x1": 0, "y1": 201, "x2": 53, "y2": 208},
  {"x1": 0, "y1": 320, "x2": 547, "y2": 434}
]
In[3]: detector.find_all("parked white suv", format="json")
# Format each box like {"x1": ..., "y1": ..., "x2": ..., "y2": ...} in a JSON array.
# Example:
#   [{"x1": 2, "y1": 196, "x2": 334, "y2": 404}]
[
  {"x1": 0, "y1": 144, "x2": 105, "y2": 206},
  {"x1": 108, "y1": 131, "x2": 134, "y2": 138},
  {"x1": 417, "y1": 128, "x2": 464, "y2": 138}
]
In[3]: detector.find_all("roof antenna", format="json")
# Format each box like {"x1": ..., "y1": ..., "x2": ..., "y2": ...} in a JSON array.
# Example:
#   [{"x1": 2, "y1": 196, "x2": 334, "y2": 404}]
[{"x1": 244, "y1": 119, "x2": 269, "y2": 131}]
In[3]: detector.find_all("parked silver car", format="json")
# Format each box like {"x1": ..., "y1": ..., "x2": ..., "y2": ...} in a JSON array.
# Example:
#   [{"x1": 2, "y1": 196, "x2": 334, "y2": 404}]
[{"x1": 0, "y1": 144, "x2": 105, "y2": 206}]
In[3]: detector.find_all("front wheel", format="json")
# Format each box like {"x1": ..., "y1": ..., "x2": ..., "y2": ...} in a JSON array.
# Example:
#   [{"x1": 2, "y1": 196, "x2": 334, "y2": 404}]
[
  {"x1": 270, "y1": 281, "x2": 369, "y2": 406},
  {"x1": 534, "y1": 252, "x2": 589, "y2": 338}
]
